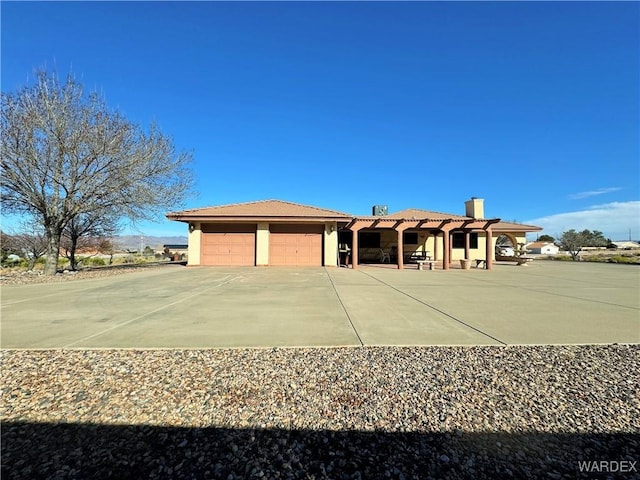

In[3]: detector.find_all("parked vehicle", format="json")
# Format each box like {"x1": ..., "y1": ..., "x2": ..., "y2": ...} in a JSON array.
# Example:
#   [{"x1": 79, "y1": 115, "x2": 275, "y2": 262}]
[{"x1": 495, "y1": 245, "x2": 515, "y2": 257}]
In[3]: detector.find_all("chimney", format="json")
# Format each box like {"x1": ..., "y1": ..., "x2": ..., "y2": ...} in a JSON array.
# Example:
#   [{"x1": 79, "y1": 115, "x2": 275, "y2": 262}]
[{"x1": 465, "y1": 197, "x2": 484, "y2": 219}]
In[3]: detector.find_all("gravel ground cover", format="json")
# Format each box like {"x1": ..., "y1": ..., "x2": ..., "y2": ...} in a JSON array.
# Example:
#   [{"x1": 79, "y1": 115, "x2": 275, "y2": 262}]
[
  {"x1": 0, "y1": 264, "x2": 170, "y2": 286},
  {"x1": 2, "y1": 345, "x2": 638, "y2": 479}
]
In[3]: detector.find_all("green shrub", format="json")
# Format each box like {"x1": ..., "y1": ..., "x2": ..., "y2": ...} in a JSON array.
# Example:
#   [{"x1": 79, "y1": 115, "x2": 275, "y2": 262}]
[
  {"x1": 607, "y1": 255, "x2": 639, "y2": 264},
  {"x1": 88, "y1": 257, "x2": 106, "y2": 266}
]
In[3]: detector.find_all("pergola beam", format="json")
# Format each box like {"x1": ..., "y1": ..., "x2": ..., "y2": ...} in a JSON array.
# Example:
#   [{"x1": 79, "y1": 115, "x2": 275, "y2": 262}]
[{"x1": 345, "y1": 216, "x2": 501, "y2": 271}]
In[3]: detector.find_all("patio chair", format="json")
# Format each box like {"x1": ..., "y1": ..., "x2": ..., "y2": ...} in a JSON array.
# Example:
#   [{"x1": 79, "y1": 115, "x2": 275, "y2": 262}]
[{"x1": 379, "y1": 249, "x2": 391, "y2": 263}]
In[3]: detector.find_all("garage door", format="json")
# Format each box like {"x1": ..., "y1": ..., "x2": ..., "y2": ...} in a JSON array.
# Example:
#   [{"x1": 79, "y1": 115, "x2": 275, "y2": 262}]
[
  {"x1": 201, "y1": 224, "x2": 255, "y2": 266},
  {"x1": 269, "y1": 224, "x2": 323, "y2": 266}
]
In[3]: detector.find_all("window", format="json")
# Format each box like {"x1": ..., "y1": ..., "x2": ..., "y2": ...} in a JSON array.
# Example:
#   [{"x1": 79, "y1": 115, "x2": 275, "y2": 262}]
[
  {"x1": 359, "y1": 231, "x2": 380, "y2": 248},
  {"x1": 403, "y1": 232, "x2": 419, "y2": 245},
  {"x1": 452, "y1": 232, "x2": 478, "y2": 249}
]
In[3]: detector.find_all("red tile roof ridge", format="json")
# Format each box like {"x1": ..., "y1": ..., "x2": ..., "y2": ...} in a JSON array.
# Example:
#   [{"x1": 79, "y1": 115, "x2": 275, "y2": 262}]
[
  {"x1": 494, "y1": 220, "x2": 543, "y2": 231},
  {"x1": 168, "y1": 199, "x2": 353, "y2": 217},
  {"x1": 385, "y1": 207, "x2": 470, "y2": 220}
]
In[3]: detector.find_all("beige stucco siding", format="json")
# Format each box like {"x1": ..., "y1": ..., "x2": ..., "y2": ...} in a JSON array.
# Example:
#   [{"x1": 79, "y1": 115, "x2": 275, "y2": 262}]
[
  {"x1": 188, "y1": 223, "x2": 201, "y2": 266},
  {"x1": 450, "y1": 232, "x2": 488, "y2": 261},
  {"x1": 256, "y1": 223, "x2": 270, "y2": 266},
  {"x1": 324, "y1": 222, "x2": 338, "y2": 267}
]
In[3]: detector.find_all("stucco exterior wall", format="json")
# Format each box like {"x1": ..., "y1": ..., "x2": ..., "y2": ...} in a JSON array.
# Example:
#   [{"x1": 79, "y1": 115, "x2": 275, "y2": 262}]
[
  {"x1": 424, "y1": 234, "x2": 438, "y2": 259},
  {"x1": 256, "y1": 223, "x2": 270, "y2": 266},
  {"x1": 379, "y1": 230, "x2": 397, "y2": 250},
  {"x1": 188, "y1": 223, "x2": 201, "y2": 266},
  {"x1": 450, "y1": 233, "x2": 488, "y2": 261},
  {"x1": 367, "y1": 229, "x2": 432, "y2": 260},
  {"x1": 400, "y1": 230, "x2": 431, "y2": 258},
  {"x1": 426, "y1": 231, "x2": 492, "y2": 262},
  {"x1": 324, "y1": 222, "x2": 338, "y2": 267},
  {"x1": 515, "y1": 235, "x2": 527, "y2": 252}
]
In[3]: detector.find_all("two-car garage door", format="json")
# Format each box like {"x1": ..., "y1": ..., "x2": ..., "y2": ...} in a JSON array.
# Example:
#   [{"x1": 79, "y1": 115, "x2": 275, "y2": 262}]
[
  {"x1": 201, "y1": 224, "x2": 256, "y2": 266},
  {"x1": 200, "y1": 223, "x2": 324, "y2": 266}
]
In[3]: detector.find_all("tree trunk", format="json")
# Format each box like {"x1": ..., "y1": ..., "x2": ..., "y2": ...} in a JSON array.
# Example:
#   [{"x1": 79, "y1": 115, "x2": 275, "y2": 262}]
[
  {"x1": 44, "y1": 228, "x2": 62, "y2": 275},
  {"x1": 69, "y1": 236, "x2": 79, "y2": 271}
]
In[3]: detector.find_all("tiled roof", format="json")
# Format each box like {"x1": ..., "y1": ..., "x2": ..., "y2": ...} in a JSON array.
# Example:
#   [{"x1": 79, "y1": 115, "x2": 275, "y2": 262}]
[
  {"x1": 494, "y1": 221, "x2": 543, "y2": 232},
  {"x1": 167, "y1": 199, "x2": 352, "y2": 219},
  {"x1": 167, "y1": 200, "x2": 543, "y2": 232},
  {"x1": 610, "y1": 241, "x2": 640, "y2": 248},
  {"x1": 384, "y1": 208, "x2": 470, "y2": 220},
  {"x1": 526, "y1": 241, "x2": 556, "y2": 248}
]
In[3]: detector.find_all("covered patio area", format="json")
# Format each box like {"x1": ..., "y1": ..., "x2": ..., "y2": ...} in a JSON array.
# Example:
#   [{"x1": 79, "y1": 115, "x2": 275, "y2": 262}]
[{"x1": 340, "y1": 214, "x2": 501, "y2": 270}]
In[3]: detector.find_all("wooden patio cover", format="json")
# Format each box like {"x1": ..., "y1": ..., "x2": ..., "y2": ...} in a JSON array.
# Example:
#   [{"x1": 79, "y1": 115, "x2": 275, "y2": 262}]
[{"x1": 344, "y1": 216, "x2": 501, "y2": 270}]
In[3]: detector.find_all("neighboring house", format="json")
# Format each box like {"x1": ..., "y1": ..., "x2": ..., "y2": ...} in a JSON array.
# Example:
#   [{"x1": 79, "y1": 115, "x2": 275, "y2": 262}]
[
  {"x1": 160, "y1": 244, "x2": 188, "y2": 254},
  {"x1": 526, "y1": 242, "x2": 560, "y2": 255},
  {"x1": 608, "y1": 241, "x2": 640, "y2": 250},
  {"x1": 166, "y1": 198, "x2": 542, "y2": 270},
  {"x1": 159, "y1": 244, "x2": 189, "y2": 259}
]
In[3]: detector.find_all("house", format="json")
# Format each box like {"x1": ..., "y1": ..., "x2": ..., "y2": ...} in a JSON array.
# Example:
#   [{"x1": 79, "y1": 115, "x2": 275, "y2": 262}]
[
  {"x1": 608, "y1": 241, "x2": 640, "y2": 250},
  {"x1": 166, "y1": 200, "x2": 351, "y2": 268},
  {"x1": 166, "y1": 198, "x2": 542, "y2": 270},
  {"x1": 526, "y1": 242, "x2": 560, "y2": 255},
  {"x1": 158, "y1": 244, "x2": 189, "y2": 260},
  {"x1": 158, "y1": 244, "x2": 189, "y2": 255}
]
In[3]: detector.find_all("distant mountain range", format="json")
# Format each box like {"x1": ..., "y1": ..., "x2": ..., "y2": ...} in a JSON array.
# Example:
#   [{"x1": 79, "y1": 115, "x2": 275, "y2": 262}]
[{"x1": 115, "y1": 235, "x2": 188, "y2": 251}]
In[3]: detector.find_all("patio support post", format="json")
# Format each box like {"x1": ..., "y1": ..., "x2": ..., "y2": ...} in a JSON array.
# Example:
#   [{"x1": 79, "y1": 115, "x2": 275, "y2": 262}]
[
  {"x1": 394, "y1": 222, "x2": 410, "y2": 269},
  {"x1": 485, "y1": 227, "x2": 493, "y2": 270},
  {"x1": 351, "y1": 229, "x2": 359, "y2": 270},
  {"x1": 397, "y1": 229, "x2": 404, "y2": 269},
  {"x1": 443, "y1": 231, "x2": 450, "y2": 270},
  {"x1": 465, "y1": 231, "x2": 471, "y2": 260},
  {"x1": 442, "y1": 227, "x2": 453, "y2": 270},
  {"x1": 348, "y1": 222, "x2": 368, "y2": 270}
]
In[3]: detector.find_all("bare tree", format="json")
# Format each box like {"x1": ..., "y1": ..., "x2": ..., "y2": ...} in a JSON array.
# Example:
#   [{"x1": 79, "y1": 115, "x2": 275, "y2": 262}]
[
  {"x1": 60, "y1": 211, "x2": 120, "y2": 270},
  {"x1": 1, "y1": 231, "x2": 16, "y2": 259},
  {"x1": 100, "y1": 238, "x2": 118, "y2": 265},
  {"x1": 1, "y1": 70, "x2": 194, "y2": 274},
  {"x1": 5, "y1": 222, "x2": 49, "y2": 270}
]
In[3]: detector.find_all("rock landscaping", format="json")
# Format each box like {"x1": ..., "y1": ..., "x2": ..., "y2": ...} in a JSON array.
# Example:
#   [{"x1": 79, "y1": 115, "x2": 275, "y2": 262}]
[
  {"x1": 0, "y1": 264, "x2": 168, "y2": 286},
  {"x1": 2, "y1": 345, "x2": 638, "y2": 479}
]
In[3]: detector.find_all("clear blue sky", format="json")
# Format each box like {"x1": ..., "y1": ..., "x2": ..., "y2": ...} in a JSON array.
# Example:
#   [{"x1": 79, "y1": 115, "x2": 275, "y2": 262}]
[{"x1": 2, "y1": 1, "x2": 639, "y2": 240}]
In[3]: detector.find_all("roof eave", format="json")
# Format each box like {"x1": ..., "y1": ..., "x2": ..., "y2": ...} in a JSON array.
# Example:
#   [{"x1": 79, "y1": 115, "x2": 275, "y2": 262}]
[
  {"x1": 493, "y1": 224, "x2": 543, "y2": 232},
  {"x1": 166, "y1": 214, "x2": 353, "y2": 223}
]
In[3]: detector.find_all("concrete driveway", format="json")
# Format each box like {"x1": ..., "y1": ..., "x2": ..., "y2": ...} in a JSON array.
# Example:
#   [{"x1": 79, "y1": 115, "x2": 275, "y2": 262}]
[{"x1": 2, "y1": 262, "x2": 639, "y2": 348}]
